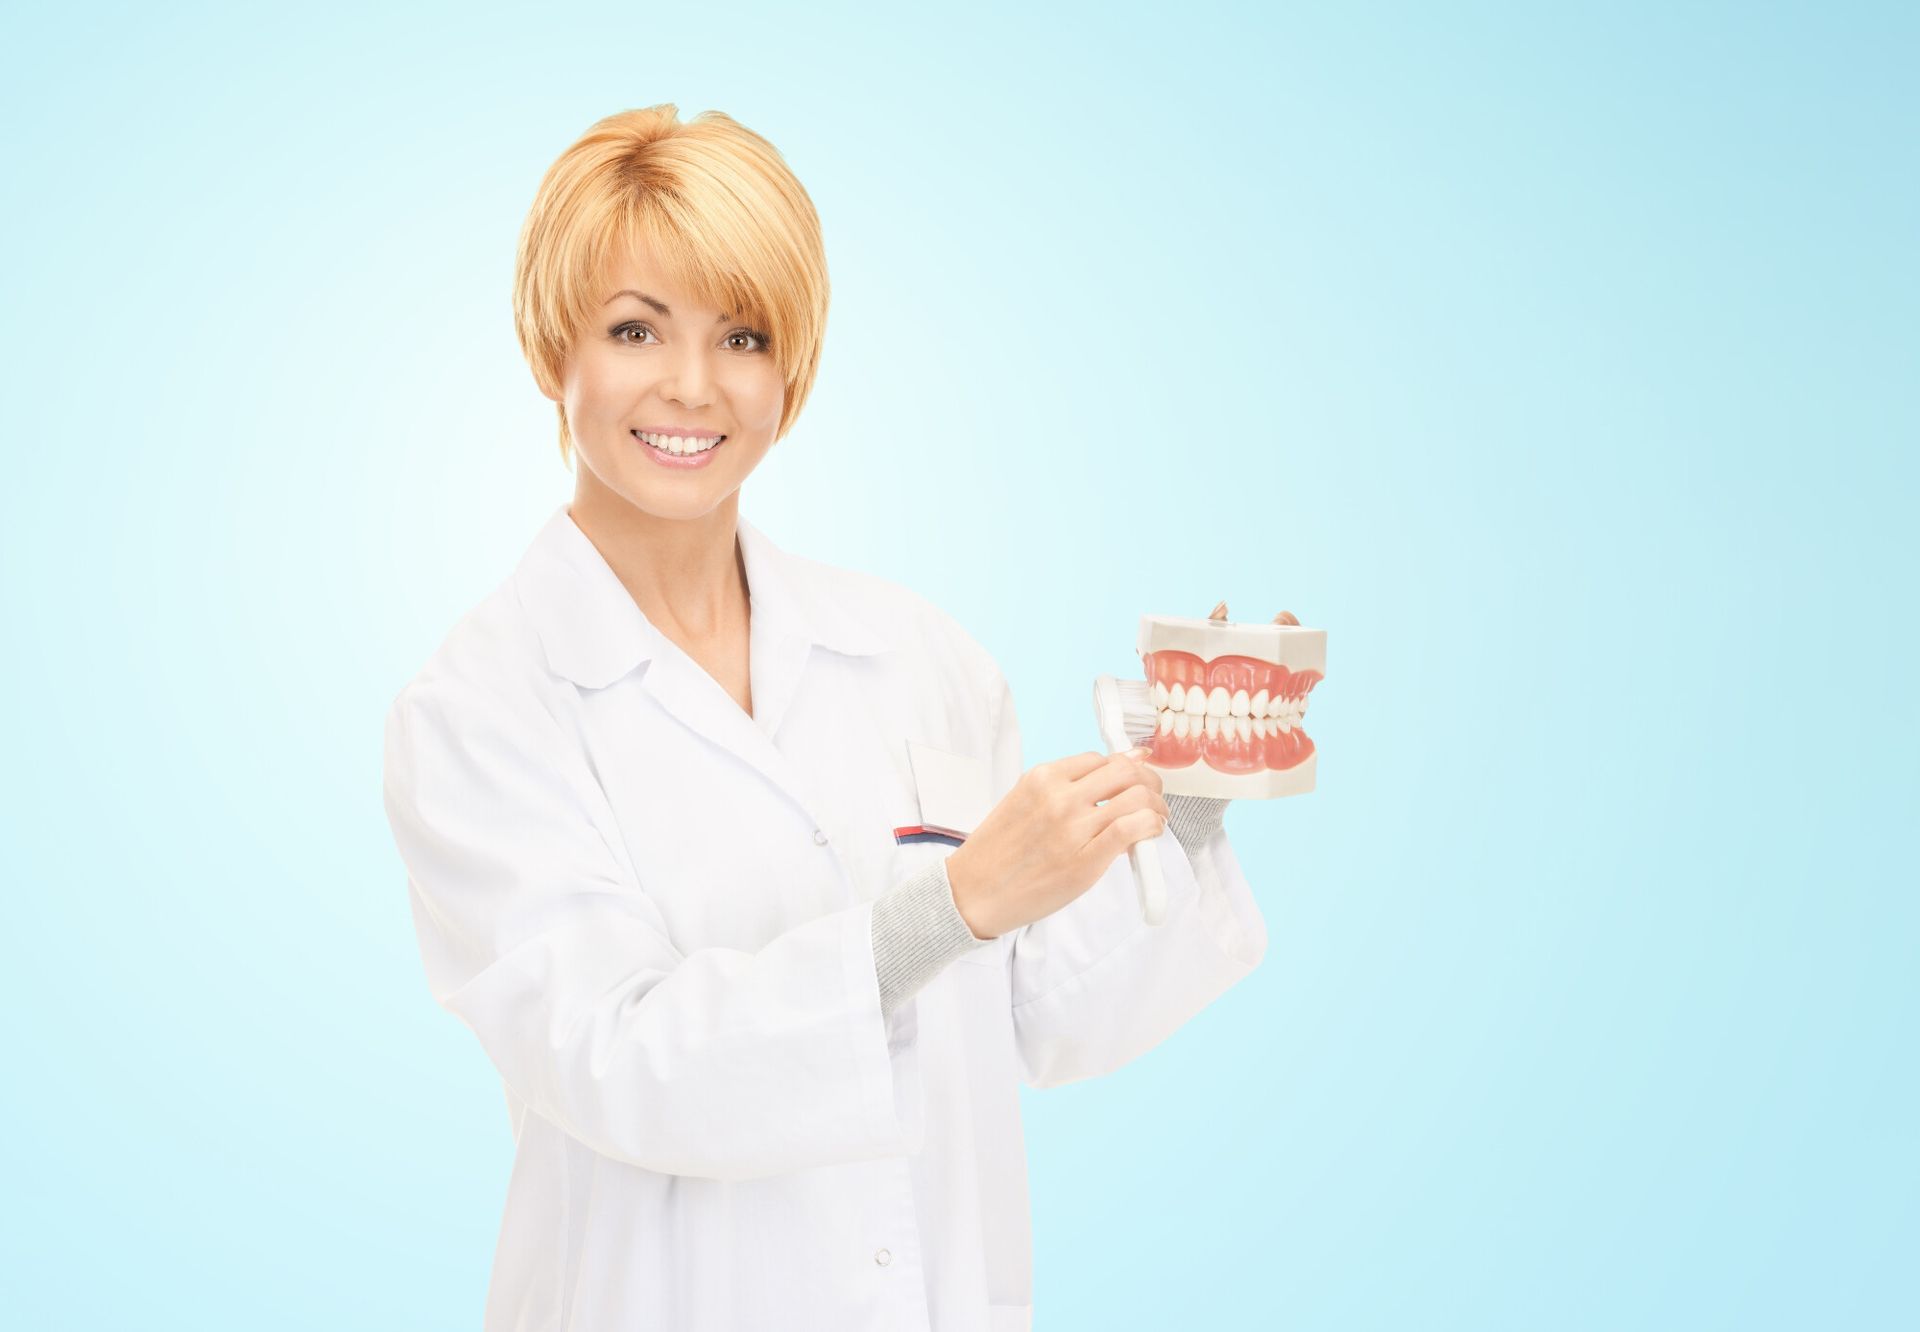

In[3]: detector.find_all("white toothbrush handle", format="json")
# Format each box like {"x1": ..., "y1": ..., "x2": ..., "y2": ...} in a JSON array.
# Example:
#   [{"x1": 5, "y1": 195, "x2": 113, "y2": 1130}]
[
  {"x1": 1094, "y1": 675, "x2": 1168, "y2": 927},
  {"x1": 1132, "y1": 835, "x2": 1167, "y2": 927}
]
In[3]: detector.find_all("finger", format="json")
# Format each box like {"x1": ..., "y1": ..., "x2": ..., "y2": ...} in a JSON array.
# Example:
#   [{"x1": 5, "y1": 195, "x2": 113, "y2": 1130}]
[
  {"x1": 1113, "y1": 784, "x2": 1168, "y2": 822},
  {"x1": 1097, "y1": 803, "x2": 1167, "y2": 852},
  {"x1": 1041, "y1": 750, "x2": 1113, "y2": 784},
  {"x1": 1090, "y1": 782, "x2": 1165, "y2": 832},
  {"x1": 1134, "y1": 805, "x2": 1169, "y2": 844},
  {"x1": 1135, "y1": 784, "x2": 1170, "y2": 822},
  {"x1": 1121, "y1": 757, "x2": 1164, "y2": 800},
  {"x1": 1071, "y1": 752, "x2": 1160, "y2": 804}
]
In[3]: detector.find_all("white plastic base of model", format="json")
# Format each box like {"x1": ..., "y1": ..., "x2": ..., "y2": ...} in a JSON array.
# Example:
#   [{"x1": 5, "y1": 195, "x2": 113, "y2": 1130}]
[{"x1": 1147, "y1": 749, "x2": 1316, "y2": 799}]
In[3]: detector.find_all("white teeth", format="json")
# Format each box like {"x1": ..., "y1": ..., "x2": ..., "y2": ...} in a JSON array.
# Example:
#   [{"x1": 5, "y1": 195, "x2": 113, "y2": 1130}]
[
  {"x1": 638, "y1": 430, "x2": 722, "y2": 454},
  {"x1": 1147, "y1": 674, "x2": 1313, "y2": 747},
  {"x1": 1149, "y1": 702, "x2": 1305, "y2": 746}
]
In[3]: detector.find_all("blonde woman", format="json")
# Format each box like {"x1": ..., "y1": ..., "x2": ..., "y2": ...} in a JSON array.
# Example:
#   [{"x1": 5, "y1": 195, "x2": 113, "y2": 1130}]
[{"x1": 381, "y1": 104, "x2": 1268, "y2": 1331}]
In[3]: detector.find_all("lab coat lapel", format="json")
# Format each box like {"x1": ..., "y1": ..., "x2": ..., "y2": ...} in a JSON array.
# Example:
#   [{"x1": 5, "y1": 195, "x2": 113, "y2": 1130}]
[
  {"x1": 517, "y1": 505, "x2": 890, "y2": 833},
  {"x1": 633, "y1": 605, "x2": 815, "y2": 824}
]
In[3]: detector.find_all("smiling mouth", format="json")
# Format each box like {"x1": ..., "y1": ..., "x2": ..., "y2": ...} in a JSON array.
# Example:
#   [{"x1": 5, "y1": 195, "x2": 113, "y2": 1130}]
[{"x1": 633, "y1": 429, "x2": 727, "y2": 456}]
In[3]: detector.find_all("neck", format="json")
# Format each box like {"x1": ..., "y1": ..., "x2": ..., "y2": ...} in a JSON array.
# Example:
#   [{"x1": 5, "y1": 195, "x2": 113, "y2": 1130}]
[{"x1": 567, "y1": 480, "x2": 748, "y2": 642}]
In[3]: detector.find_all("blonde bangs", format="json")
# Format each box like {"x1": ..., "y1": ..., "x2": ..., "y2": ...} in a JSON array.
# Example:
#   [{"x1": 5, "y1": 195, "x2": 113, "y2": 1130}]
[{"x1": 513, "y1": 105, "x2": 830, "y2": 467}]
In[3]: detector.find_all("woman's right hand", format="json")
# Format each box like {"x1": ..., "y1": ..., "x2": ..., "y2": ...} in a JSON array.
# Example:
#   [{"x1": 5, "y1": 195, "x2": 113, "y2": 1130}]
[{"x1": 943, "y1": 749, "x2": 1168, "y2": 940}]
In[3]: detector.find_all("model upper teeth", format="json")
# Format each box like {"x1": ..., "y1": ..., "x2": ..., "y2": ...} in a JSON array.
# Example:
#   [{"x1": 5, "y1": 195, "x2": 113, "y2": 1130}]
[{"x1": 637, "y1": 430, "x2": 723, "y2": 454}]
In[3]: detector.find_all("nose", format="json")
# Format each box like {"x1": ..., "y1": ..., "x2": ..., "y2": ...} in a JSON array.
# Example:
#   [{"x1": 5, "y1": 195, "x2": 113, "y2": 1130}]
[{"x1": 660, "y1": 340, "x2": 716, "y2": 410}]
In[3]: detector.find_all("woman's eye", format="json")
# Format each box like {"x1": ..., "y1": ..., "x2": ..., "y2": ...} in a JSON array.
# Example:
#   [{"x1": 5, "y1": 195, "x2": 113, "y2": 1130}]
[{"x1": 611, "y1": 323, "x2": 769, "y2": 352}]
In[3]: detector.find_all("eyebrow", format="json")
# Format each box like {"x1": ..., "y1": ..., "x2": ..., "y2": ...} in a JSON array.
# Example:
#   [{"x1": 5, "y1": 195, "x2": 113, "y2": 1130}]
[{"x1": 603, "y1": 289, "x2": 732, "y2": 323}]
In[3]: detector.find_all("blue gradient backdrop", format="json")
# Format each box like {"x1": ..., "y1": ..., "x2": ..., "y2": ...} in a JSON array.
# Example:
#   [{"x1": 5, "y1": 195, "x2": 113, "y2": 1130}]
[{"x1": 2, "y1": 2, "x2": 1913, "y2": 1328}]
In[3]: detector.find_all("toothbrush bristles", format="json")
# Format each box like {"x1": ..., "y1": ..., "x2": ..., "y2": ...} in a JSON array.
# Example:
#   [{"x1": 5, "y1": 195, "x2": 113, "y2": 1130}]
[{"x1": 1114, "y1": 678, "x2": 1159, "y2": 744}]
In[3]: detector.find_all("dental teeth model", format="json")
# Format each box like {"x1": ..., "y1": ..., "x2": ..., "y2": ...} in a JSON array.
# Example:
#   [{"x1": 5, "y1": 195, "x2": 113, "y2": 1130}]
[{"x1": 1137, "y1": 603, "x2": 1328, "y2": 800}]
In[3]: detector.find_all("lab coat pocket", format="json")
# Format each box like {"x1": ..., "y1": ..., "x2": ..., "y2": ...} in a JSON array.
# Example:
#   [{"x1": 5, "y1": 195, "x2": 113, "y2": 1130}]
[
  {"x1": 903, "y1": 739, "x2": 993, "y2": 837},
  {"x1": 891, "y1": 738, "x2": 1005, "y2": 962},
  {"x1": 891, "y1": 736, "x2": 980, "y2": 872}
]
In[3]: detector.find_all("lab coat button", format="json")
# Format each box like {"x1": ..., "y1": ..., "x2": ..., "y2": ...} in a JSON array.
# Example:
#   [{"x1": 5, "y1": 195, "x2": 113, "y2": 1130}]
[
  {"x1": 813, "y1": 828, "x2": 829, "y2": 846},
  {"x1": 874, "y1": 1248, "x2": 891, "y2": 1266}
]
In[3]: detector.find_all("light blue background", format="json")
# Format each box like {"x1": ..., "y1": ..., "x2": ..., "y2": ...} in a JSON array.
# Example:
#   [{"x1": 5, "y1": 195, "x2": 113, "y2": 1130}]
[{"x1": 2, "y1": 2, "x2": 1913, "y2": 1327}]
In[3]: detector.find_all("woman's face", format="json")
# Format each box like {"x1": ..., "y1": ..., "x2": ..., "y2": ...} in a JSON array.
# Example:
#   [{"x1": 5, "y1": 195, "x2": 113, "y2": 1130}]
[{"x1": 551, "y1": 249, "x2": 785, "y2": 523}]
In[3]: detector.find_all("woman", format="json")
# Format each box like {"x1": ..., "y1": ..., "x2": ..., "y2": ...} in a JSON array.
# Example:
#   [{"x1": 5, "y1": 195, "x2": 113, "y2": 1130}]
[{"x1": 381, "y1": 104, "x2": 1269, "y2": 1332}]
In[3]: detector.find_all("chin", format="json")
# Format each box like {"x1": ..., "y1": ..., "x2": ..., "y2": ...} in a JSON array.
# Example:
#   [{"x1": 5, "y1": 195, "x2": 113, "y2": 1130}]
[{"x1": 609, "y1": 479, "x2": 738, "y2": 524}]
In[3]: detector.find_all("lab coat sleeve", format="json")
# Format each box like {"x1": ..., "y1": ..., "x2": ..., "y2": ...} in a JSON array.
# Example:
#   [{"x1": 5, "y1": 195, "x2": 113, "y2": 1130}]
[
  {"x1": 989, "y1": 668, "x2": 1270, "y2": 1089},
  {"x1": 382, "y1": 673, "x2": 918, "y2": 1182}
]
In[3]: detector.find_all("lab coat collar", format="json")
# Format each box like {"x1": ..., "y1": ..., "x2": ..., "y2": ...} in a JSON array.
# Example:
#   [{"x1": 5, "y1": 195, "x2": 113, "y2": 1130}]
[{"x1": 517, "y1": 502, "x2": 892, "y2": 691}]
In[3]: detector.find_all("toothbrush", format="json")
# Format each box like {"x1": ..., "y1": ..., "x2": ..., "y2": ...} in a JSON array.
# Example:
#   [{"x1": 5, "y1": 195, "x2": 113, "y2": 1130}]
[{"x1": 1092, "y1": 675, "x2": 1169, "y2": 926}]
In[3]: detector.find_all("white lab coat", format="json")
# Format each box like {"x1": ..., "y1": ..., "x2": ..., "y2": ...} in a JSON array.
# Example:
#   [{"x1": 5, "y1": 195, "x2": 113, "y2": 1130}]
[{"x1": 381, "y1": 503, "x2": 1269, "y2": 1332}]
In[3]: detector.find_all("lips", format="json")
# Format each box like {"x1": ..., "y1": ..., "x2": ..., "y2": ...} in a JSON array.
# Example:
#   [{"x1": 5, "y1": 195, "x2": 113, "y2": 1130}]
[{"x1": 1138, "y1": 650, "x2": 1322, "y2": 774}]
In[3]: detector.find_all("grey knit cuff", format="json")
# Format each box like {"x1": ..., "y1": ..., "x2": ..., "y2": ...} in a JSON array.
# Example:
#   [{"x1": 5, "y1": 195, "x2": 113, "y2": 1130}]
[
  {"x1": 1165, "y1": 794, "x2": 1231, "y2": 860},
  {"x1": 871, "y1": 855, "x2": 992, "y2": 1019}
]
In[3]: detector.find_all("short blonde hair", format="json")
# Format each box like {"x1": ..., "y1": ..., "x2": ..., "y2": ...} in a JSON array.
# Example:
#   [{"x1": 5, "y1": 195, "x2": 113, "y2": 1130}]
[{"x1": 512, "y1": 105, "x2": 830, "y2": 468}]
